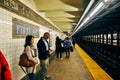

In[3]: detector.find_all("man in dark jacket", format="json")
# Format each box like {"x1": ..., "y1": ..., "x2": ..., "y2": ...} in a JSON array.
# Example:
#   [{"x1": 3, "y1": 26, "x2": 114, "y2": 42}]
[{"x1": 37, "y1": 32, "x2": 52, "y2": 80}]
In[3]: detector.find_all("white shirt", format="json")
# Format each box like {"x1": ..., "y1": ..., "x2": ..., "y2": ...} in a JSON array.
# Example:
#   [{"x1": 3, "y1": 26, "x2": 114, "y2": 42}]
[{"x1": 42, "y1": 38, "x2": 49, "y2": 51}]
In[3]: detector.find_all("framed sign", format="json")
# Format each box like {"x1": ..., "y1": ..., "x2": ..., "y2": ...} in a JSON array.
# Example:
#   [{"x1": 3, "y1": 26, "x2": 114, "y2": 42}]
[{"x1": 12, "y1": 18, "x2": 39, "y2": 38}]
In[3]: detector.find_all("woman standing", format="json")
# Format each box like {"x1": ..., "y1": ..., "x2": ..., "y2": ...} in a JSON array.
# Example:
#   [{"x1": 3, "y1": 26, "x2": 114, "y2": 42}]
[{"x1": 24, "y1": 35, "x2": 38, "y2": 80}]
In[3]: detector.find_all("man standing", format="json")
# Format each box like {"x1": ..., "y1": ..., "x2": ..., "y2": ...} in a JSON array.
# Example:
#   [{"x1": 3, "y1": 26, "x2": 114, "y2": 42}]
[{"x1": 37, "y1": 32, "x2": 52, "y2": 80}]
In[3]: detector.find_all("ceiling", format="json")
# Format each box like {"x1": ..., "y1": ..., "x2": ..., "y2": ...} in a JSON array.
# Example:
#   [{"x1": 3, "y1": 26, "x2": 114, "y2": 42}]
[{"x1": 34, "y1": 0, "x2": 90, "y2": 34}]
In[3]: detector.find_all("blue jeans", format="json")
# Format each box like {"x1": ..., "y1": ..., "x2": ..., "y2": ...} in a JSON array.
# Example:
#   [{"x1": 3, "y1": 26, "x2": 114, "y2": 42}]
[
  {"x1": 40, "y1": 58, "x2": 49, "y2": 79},
  {"x1": 28, "y1": 73, "x2": 36, "y2": 80},
  {"x1": 65, "y1": 47, "x2": 70, "y2": 58}
]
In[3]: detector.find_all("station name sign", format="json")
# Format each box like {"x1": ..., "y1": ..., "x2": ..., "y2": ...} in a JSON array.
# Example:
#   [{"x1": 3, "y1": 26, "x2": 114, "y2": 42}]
[{"x1": 12, "y1": 18, "x2": 39, "y2": 38}]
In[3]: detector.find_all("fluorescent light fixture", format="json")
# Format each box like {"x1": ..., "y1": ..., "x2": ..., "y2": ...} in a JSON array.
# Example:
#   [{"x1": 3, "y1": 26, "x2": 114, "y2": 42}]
[
  {"x1": 90, "y1": 1, "x2": 104, "y2": 17},
  {"x1": 80, "y1": 23, "x2": 84, "y2": 27},
  {"x1": 104, "y1": 0, "x2": 108, "y2": 2},
  {"x1": 71, "y1": 1, "x2": 105, "y2": 36},
  {"x1": 74, "y1": 0, "x2": 95, "y2": 31},
  {"x1": 71, "y1": 22, "x2": 84, "y2": 36},
  {"x1": 83, "y1": 17, "x2": 90, "y2": 23},
  {"x1": 72, "y1": 17, "x2": 89, "y2": 35}
]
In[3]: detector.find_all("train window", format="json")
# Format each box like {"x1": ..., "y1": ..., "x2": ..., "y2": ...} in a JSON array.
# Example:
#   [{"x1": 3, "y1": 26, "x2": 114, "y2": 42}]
[
  {"x1": 113, "y1": 33, "x2": 117, "y2": 39},
  {"x1": 100, "y1": 34, "x2": 103, "y2": 43},
  {"x1": 104, "y1": 34, "x2": 106, "y2": 44},
  {"x1": 95, "y1": 35, "x2": 97, "y2": 43},
  {"x1": 93, "y1": 35, "x2": 96, "y2": 42},
  {"x1": 97, "y1": 34, "x2": 101, "y2": 43},
  {"x1": 113, "y1": 33, "x2": 117, "y2": 46},
  {"x1": 108, "y1": 34, "x2": 111, "y2": 45}
]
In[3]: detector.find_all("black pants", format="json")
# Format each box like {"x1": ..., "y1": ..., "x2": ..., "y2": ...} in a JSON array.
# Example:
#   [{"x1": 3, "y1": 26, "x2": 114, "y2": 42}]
[
  {"x1": 28, "y1": 73, "x2": 36, "y2": 80},
  {"x1": 56, "y1": 50, "x2": 62, "y2": 58}
]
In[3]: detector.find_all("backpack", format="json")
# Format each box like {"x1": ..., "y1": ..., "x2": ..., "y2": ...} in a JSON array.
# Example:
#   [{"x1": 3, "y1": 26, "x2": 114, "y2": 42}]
[{"x1": 65, "y1": 40, "x2": 71, "y2": 47}]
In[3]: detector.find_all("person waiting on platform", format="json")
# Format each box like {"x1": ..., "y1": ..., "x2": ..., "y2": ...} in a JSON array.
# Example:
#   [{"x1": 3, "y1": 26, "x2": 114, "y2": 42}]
[
  {"x1": 55, "y1": 36, "x2": 63, "y2": 60},
  {"x1": 0, "y1": 50, "x2": 12, "y2": 80},
  {"x1": 37, "y1": 32, "x2": 52, "y2": 80},
  {"x1": 24, "y1": 35, "x2": 38, "y2": 80},
  {"x1": 64, "y1": 37, "x2": 72, "y2": 58}
]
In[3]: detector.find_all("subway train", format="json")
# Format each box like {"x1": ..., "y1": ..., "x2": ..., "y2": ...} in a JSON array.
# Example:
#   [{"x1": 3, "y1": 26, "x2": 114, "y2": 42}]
[
  {"x1": 0, "y1": 0, "x2": 120, "y2": 80},
  {"x1": 72, "y1": 0, "x2": 120, "y2": 80}
]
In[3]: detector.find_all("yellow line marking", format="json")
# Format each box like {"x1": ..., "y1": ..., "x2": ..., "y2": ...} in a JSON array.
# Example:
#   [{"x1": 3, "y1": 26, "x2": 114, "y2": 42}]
[{"x1": 75, "y1": 44, "x2": 113, "y2": 80}]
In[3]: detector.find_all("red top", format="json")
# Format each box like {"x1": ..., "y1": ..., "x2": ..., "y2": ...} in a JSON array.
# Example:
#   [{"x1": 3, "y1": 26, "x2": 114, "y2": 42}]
[{"x1": 0, "y1": 51, "x2": 12, "y2": 80}]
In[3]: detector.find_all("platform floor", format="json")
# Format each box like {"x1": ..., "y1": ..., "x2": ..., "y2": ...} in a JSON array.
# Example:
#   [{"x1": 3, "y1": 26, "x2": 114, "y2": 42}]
[{"x1": 47, "y1": 47, "x2": 93, "y2": 80}]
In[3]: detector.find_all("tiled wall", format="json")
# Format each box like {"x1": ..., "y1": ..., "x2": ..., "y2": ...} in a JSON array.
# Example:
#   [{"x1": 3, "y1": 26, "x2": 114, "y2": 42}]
[
  {"x1": 0, "y1": 7, "x2": 23, "y2": 79},
  {"x1": 0, "y1": 7, "x2": 56, "y2": 80}
]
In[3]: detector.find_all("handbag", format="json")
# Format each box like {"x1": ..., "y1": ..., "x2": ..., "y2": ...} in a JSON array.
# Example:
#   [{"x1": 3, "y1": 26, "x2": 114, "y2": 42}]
[
  {"x1": 70, "y1": 46, "x2": 73, "y2": 52},
  {"x1": 18, "y1": 53, "x2": 35, "y2": 67}
]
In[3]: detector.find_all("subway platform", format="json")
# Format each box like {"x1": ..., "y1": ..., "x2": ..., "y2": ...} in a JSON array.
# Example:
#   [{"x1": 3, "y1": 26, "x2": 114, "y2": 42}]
[{"x1": 46, "y1": 44, "x2": 113, "y2": 80}]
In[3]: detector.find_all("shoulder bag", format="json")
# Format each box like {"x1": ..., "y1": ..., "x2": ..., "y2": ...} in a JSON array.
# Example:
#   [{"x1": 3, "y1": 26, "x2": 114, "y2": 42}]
[{"x1": 18, "y1": 53, "x2": 35, "y2": 67}]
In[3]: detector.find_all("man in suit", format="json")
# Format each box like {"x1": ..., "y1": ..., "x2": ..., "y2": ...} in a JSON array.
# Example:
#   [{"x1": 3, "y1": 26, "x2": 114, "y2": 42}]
[{"x1": 37, "y1": 32, "x2": 52, "y2": 80}]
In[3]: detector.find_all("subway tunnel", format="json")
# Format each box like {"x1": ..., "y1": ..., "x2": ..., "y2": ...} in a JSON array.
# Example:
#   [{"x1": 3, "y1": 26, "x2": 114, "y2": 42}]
[{"x1": 0, "y1": 0, "x2": 120, "y2": 80}]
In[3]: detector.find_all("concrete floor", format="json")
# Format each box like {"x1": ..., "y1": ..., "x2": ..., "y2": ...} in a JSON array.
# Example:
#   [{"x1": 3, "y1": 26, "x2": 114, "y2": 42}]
[{"x1": 47, "y1": 49, "x2": 93, "y2": 80}]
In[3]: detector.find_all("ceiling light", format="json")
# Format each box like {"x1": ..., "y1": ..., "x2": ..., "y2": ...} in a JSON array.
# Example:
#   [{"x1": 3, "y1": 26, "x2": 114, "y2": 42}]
[
  {"x1": 90, "y1": 1, "x2": 104, "y2": 17},
  {"x1": 83, "y1": 17, "x2": 90, "y2": 23},
  {"x1": 74, "y1": 0, "x2": 95, "y2": 31},
  {"x1": 104, "y1": 0, "x2": 108, "y2": 2}
]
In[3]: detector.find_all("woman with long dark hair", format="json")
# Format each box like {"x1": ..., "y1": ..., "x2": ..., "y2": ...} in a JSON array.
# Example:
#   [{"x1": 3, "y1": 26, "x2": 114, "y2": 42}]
[{"x1": 24, "y1": 35, "x2": 38, "y2": 80}]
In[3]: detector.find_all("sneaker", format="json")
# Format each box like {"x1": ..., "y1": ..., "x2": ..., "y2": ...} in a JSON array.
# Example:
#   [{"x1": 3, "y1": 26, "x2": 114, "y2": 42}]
[
  {"x1": 60, "y1": 58, "x2": 63, "y2": 60},
  {"x1": 45, "y1": 75, "x2": 50, "y2": 79}
]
